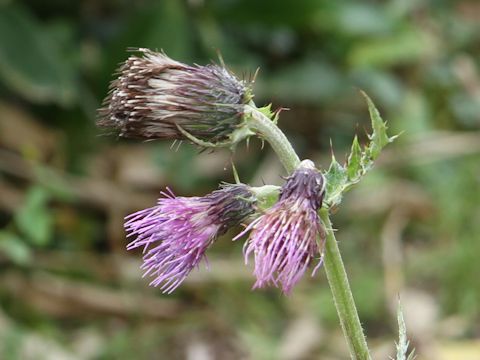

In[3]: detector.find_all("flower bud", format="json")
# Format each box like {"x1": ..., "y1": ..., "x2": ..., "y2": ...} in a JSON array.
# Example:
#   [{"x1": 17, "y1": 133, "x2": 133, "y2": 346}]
[{"x1": 98, "y1": 49, "x2": 252, "y2": 146}]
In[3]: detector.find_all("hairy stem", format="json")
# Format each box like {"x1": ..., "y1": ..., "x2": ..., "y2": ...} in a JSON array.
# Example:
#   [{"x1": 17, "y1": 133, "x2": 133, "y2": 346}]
[
  {"x1": 244, "y1": 104, "x2": 300, "y2": 174},
  {"x1": 245, "y1": 105, "x2": 371, "y2": 359},
  {"x1": 321, "y1": 209, "x2": 371, "y2": 360}
]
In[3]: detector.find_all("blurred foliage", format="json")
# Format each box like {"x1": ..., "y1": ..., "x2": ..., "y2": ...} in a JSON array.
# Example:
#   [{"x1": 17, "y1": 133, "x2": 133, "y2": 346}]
[{"x1": 0, "y1": 0, "x2": 480, "y2": 359}]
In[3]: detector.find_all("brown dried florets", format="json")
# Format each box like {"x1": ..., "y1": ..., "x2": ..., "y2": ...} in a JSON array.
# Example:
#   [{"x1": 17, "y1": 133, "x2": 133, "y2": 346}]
[{"x1": 98, "y1": 49, "x2": 251, "y2": 144}]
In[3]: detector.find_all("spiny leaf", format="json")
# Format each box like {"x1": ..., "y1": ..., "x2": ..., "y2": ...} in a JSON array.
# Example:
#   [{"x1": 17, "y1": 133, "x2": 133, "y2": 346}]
[
  {"x1": 324, "y1": 91, "x2": 398, "y2": 207},
  {"x1": 324, "y1": 153, "x2": 348, "y2": 206},
  {"x1": 360, "y1": 90, "x2": 395, "y2": 161},
  {"x1": 346, "y1": 135, "x2": 362, "y2": 181}
]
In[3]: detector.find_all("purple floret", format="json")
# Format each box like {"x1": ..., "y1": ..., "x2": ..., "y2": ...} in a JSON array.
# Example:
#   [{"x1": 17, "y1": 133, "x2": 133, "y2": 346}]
[{"x1": 126, "y1": 184, "x2": 255, "y2": 293}]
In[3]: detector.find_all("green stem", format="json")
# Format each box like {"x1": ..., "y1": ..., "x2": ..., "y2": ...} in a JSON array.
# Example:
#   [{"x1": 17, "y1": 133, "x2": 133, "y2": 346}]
[
  {"x1": 244, "y1": 104, "x2": 300, "y2": 174},
  {"x1": 320, "y1": 209, "x2": 371, "y2": 360},
  {"x1": 246, "y1": 104, "x2": 371, "y2": 359}
]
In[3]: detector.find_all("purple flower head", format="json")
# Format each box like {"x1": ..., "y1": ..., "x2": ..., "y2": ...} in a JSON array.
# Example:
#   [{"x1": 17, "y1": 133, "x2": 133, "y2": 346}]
[
  {"x1": 125, "y1": 184, "x2": 256, "y2": 293},
  {"x1": 236, "y1": 160, "x2": 326, "y2": 294},
  {"x1": 98, "y1": 49, "x2": 251, "y2": 145}
]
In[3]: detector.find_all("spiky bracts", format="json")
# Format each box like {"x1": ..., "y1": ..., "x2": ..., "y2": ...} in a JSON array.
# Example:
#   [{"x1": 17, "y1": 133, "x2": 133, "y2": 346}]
[
  {"x1": 98, "y1": 49, "x2": 251, "y2": 145},
  {"x1": 237, "y1": 160, "x2": 326, "y2": 294},
  {"x1": 125, "y1": 184, "x2": 256, "y2": 293}
]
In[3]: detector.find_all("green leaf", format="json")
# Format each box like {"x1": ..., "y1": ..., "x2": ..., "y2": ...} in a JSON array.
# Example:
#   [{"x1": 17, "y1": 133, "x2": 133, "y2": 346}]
[
  {"x1": 324, "y1": 91, "x2": 397, "y2": 207},
  {"x1": 14, "y1": 186, "x2": 54, "y2": 247},
  {"x1": 0, "y1": 231, "x2": 32, "y2": 265},
  {"x1": 324, "y1": 154, "x2": 348, "y2": 206},
  {"x1": 361, "y1": 90, "x2": 392, "y2": 160},
  {"x1": 0, "y1": 4, "x2": 77, "y2": 105},
  {"x1": 346, "y1": 135, "x2": 362, "y2": 181}
]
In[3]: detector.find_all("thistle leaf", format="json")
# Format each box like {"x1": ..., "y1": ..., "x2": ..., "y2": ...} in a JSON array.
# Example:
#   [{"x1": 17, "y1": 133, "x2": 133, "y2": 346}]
[
  {"x1": 393, "y1": 301, "x2": 416, "y2": 360},
  {"x1": 324, "y1": 153, "x2": 348, "y2": 207},
  {"x1": 346, "y1": 135, "x2": 362, "y2": 181},
  {"x1": 324, "y1": 91, "x2": 397, "y2": 207},
  {"x1": 361, "y1": 90, "x2": 394, "y2": 161}
]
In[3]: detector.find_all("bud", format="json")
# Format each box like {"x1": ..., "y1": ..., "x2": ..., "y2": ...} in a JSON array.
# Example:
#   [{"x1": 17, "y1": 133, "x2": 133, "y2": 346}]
[
  {"x1": 125, "y1": 184, "x2": 256, "y2": 293},
  {"x1": 235, "y1": 160, "x2": 326, "y2": 294},
  {"x1": 98, "y1": 49, "x2": 252, "y2": 146}
]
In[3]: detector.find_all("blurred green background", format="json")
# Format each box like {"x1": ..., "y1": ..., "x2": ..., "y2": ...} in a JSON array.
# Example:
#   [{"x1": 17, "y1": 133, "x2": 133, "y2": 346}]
[{"x1": 0, "y1": 0, "x2": 479, "y2": 359}]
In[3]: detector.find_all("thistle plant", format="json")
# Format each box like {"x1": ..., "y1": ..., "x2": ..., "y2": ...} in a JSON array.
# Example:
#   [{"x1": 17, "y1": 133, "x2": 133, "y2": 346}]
[{"x1": 98, "y1": 49, "x2": 401, "y2": 359}]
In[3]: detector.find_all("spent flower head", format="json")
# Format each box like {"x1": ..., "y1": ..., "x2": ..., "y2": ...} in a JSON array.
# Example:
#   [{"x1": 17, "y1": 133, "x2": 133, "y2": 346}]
[
  {"x1": 98, "y1": 49, "x2": 252, "y2": 146},
  {"x1": 236, "y1": 160, "x2": 326, "y2": 294},
  {"x1": 125, "y1": 183, "x2": 256, "y2": 293}
]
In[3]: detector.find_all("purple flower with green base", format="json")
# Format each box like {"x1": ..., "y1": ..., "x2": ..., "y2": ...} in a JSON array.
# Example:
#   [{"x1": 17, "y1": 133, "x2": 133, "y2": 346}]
[
  {"x1": 126, "y1": 184, "x2": 256, "y2": 293},
  {"x1": 236, "y1": 160, "x2": 326, "y2": 294}
]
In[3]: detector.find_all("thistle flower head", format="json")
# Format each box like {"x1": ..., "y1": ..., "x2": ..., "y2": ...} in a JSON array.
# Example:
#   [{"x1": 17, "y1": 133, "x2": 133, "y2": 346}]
[
  {"x1": 236, "y1": 160, "x2": 326, "y2": 294},
  {"x1": 97, "y1": 49, "x2": 252, "y2": 146},
  {"x1": 125, "y1": 184, "x2": 256, "y2": 293}
]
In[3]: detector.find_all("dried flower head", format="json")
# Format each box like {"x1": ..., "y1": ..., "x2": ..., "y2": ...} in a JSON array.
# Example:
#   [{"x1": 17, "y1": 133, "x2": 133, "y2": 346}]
[
  {"x1": 236, "y1": 160, "x2": 326, "y2": 294},
  {"x1": 98, "y1": 49, "x2": 252, "y2": 146},
  {"x1": 125, "y1": 184, "x2": 256, "y2": 293}
]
